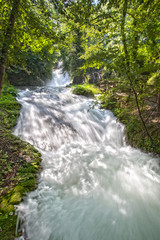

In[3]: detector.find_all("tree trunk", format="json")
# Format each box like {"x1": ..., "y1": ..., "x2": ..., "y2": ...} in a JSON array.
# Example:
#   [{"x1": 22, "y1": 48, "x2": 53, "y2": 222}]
[
  {"x1": 121, "y1": 0, "x2": 152, "y2": 143},
  {"x1": 0, "y1": 0, "x2": 21, "y2": 97}
]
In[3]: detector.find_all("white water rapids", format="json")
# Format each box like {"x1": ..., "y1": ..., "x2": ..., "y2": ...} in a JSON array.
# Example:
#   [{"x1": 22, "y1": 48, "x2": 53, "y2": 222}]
[{"x1": 14, "y1": 83, "x2": 160, "y2": 239}]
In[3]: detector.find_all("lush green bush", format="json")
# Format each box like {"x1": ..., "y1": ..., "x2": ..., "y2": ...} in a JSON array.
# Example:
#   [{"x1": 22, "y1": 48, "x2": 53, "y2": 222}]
[
  {"x1": 72, "y1": 84, "x2": 100, "y2": 97},
  {"x1": 2, "y1": 84, "x2": 18, "y2": 97},
  {"x1": 98, "y1": 89, "x2": 117, "y2": 110}
]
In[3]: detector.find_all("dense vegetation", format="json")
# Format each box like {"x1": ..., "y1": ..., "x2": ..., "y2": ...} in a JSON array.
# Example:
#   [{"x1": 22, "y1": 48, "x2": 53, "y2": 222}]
[
  {"x1": 64, "y1": 0, "x2": 160, "y2": 155},
  {"x1": 0, "y1": 0, "x2": 160, "y2": 238},
  {"x1": 0, "y1": 0, "x2": 60, "y2": 89}
]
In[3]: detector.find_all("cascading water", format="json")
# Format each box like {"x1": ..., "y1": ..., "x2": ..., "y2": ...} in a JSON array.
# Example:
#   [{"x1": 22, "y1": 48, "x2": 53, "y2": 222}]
[
  {"x1": 14, "y1": 83, "x2": 160, "y2": 240},
  {"x1": 46, "y1": 64, "x2": 70, "y2": 87}
]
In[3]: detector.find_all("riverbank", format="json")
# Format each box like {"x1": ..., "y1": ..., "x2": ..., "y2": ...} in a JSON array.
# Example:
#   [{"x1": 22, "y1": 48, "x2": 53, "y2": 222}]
[
  {"x1": 0, "y1": 85, "x2": 42, "y2": 240},
  {"x1": 71, "y1": 84, "x2": 160, "y2": 157}
]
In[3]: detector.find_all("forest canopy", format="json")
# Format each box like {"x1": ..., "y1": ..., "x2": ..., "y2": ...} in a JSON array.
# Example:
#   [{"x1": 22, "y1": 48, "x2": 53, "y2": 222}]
[{"x1": 0, "y1": 0, "x2": 159, "y2": 88}]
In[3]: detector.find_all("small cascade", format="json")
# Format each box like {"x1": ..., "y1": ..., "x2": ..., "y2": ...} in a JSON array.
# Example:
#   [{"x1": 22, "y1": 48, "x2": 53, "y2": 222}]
[{"x1": 46, "y1": 64, "x2": 70, "y2": 87}]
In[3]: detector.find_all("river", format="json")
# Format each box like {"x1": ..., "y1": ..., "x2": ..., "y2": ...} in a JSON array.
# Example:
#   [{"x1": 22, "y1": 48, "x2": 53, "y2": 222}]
[{"x1": 14, "y1": 72, "x2": 160, "y2": 240}]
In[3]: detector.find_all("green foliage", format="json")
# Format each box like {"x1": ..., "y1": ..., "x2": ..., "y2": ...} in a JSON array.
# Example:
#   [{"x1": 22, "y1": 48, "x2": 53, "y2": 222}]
[
  {"x1": 2, "y1": 84, "x2": 18, "y2": 96},
  {"x1": 7, "y1": 46, "x2": 59, "y2": 86},
  {"x1": 0, "y1": 0, "x2": 60, "y2": 87},
  {"x1": 72, "y1": 85, "x2": 94, "y2": 97},
  {"x1": 98, "y1": 89, "x2": 117, "y2": 110},
  {"x1": 57, "y1": 0, "x2": 96, "y2": 82},
  {"x1": 98, "y1": 89, "x2": 160, "y2": 156},
  {"x1": 147, "y1": 71, "x2": 160, "y2": 93},
  {"x1": 0, "y1": 215, "x2": 17, "y2": 240},
  {"x1": 125, "y1": 116, "x2": 160, "y2": 155},
  {"x1": 72, "y1": 84, "x2": 100, "y2": 97},
  {"x1": 0, "y1": 85, "x2": 20, "y2": 129}
]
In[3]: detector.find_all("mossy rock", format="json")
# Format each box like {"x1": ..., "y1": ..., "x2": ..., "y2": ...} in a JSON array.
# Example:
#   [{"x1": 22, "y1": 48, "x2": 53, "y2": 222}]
[
  {"x1": 0, "y1": 199, "x2": 14, "y2": 213},
  {"x1": 10, "y1": 192, "x2": 22, "y2": 205}
]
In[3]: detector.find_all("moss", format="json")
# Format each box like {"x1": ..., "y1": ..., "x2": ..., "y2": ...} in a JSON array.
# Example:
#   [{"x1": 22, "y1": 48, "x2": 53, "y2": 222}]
[
  {"x1": 10, "y1": 192, "x2": 22, "y2": 205},
  {"x1": 18, "y1": 164, "x2": 37, "y2": 173},
  {"x1": 20, "y1": 179, "x2": 36, "y2": 190},
  {"x1": 0, "y1": 199, "x2": 14, "y2": 213},
  {"x1": 0, "y1": 215, "x2": 17, "y2": 240}
]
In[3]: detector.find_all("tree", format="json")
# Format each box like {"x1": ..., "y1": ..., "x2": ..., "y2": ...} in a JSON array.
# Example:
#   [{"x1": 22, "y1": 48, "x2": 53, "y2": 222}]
[
  {"x1": 0, "y1": 0, "x2": 21, "y2": 96},
  {"x1": 0, "y1": 0, "x2": 58, "y2": 94},
  {"x1": 55, "y1": 0, "x2": 95, "y2": 83},
  {"x1": 120, "y1": 0, "x2": 153, "y2": 142}
]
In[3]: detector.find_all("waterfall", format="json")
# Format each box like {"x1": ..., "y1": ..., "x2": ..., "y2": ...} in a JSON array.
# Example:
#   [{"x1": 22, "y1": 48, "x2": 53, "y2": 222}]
[
  {"x1": 14, "y1": 86, "x2": 160, "y2": 240},
  {"x1": 46, "y1": 64, "x2": 70, "y2": 87}
]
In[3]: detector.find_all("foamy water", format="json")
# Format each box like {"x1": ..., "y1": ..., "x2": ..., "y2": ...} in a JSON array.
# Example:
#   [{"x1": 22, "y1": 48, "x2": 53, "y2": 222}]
[{"x1": 14, "y1": 86, "x2": 160, "y2": 240}]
